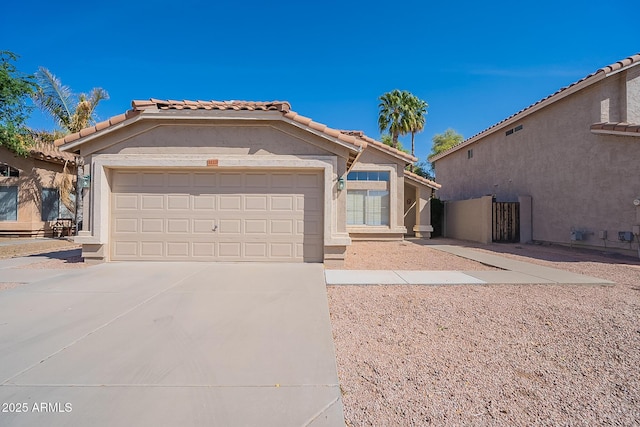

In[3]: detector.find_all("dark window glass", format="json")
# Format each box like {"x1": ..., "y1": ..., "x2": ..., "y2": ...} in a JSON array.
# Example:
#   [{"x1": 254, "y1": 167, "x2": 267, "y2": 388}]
[
  {"x1": 0, "y1": 164, "x2": 19, "y2": 177},
  {"x1": 42, "y1": 188, "x2": 60, "y2": 221},
  {"x1": 0, "y1": 186, "x2": 18, "y2": 221}
]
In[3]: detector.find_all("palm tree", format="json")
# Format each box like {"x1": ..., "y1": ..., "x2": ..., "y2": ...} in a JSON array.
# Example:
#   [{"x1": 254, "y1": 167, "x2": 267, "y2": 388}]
[
  {"x1": 32, "y1": 67, "x2": 109, "y2": 234},
  {"x1": 32, "y1": 67, "x2": 109, "y2": 134},
  {"x1": 378, "y1": 89, "x2": 411, "y2": 149},
  {"x1": 405, "y1": 95, "x2": 428, "y2": 159}
]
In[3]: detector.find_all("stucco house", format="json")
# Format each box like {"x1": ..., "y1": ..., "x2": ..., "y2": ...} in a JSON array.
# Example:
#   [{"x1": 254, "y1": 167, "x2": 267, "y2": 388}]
[
  {"x1": 431, "y1": 53, "x2": 640, "y2": 255},
  {"x1": 56, "y1": 99, "x2": 439, "y2": 265},
  {"x1": 0, "y1": 143, "x2": 78, "y2": 236}
]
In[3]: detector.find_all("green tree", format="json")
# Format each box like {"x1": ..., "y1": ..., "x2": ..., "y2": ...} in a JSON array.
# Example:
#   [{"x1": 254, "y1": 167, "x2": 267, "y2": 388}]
[
  {"x1": 33, "y1": 67, "x2": 109, "y2": 134},
  {"x1": 0, "y1": 51, "x2": 37, "y2": 155},
  {"x1": 378, "y1": 89, "x2": 411, "y2": 149},
  {"x1": 378, "y1": 90, "x2": 428, "y2": 158},
  {"x1": 32, "y1": 67, "x2": 109, "y2": 233},
  {"x1": 429, "y1": 128, "x2": 463, "y2": 158},
  {"x1": 404, "y1": 95, "x2": 428, "y2": 158},
  {"x1": 427, "y1": 128, "x2": 464, "y2": 177}
]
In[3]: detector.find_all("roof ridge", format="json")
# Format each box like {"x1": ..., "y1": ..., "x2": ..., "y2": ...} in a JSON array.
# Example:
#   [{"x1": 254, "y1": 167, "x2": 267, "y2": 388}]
[{"x1": 431, "y1": 52, "x2": 640, "y2": 161}]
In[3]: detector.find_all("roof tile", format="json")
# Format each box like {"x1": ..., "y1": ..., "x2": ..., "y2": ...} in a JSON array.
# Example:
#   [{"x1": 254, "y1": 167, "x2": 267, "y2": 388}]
[
  {"x1": 432, "y1": 53, "x2": 640, "y2": 160},
  {"x1": 55, "y1": 99, "x2": 417, "y2": 162},
  {"x1": 404, "y1": 169, "x2": 441, "y2": 189}
]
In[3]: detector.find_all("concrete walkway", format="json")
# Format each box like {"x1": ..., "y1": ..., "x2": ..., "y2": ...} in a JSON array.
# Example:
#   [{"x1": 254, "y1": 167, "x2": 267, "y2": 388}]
[{"x1": 325, "y1": 244, "x2": 614, "y2": 286}]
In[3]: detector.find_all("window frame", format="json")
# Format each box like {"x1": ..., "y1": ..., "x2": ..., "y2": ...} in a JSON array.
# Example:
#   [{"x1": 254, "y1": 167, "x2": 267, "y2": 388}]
[{"x1": 346, "y1": 169, "x2": 392, "y2": 227}]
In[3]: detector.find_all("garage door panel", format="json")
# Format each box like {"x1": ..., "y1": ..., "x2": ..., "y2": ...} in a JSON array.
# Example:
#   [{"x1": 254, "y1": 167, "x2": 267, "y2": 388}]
[
  {"x1": 167, "y1": 195, "x2": 190, "y2": 210},
  {"x1": 193, "y1": 219, "x2": 214, "y2": 233},
  {"x1": 111, "y1": 170, "x2": 323, "y2": 262},
  {"x1": 193, "y1": 195, "x2": 215, "y2": 210},
  {"x1": 193, "y1": 242, "x2": 215, "y2": 257},
  {"x1": 167, "y1": 219, "x2": 189, "y2": 233},
  {"x1": 271, "y1": 196, "x2": 294, "y2": 211},
  {"x1": 245, "y1": 195, "x2": 268, "y2": 210},
  {"x1": 167, "y1": 242, "x2": 189, "y2": 257},
  {"x1": 114, "y1": 218, "x2": 138, "y2": 233},
  {"x1": 141, "y1": 241, "x2": 163, "y2": 257},
  {"x1": 219, "y1": 195, "x2": 242, "y2": 210},
  {"x1": 141, "y1": 195, "x2": 164, "y2": 210},
  {"x1": 219, "y1": 242, "x2": 241, "y2": 257},
  {"x1": 141, "y1": 173, "x2": 164, "y2": 187},
  {"x1": 114, "y1": 194, "x2": 138, "y2": 210},
  {"x1": 218, "y1": 219, "x2": 241, "y2": 234},
  {"x1": 141, "y1": 218, "x2": 163, "y2": 233},
  {"x1": 168, "y1": 173, "x2": 190, "y2": 187}
]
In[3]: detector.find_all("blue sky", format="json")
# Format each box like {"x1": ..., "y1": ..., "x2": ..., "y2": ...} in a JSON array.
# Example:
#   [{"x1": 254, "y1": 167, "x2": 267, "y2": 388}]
[{"x1": 2, "y1": 0, "x2": 638, "y2": 162}]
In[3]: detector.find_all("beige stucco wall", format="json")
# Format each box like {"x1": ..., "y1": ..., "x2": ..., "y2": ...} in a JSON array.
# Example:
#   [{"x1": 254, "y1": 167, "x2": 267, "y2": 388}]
[
  {"x1": 404, "y1": 183, "x2": 417, "y2": 235},
  {"x1": 74, "y1": 118, "x2": 365, "y2": 263},
  {"x1": 0, "y1": 146, "x2": 75, "y2": 236},
  {"x1": 435, "y1": 69, "x2": 640, "y2": 252},
  {"x1": 404, "y1": 182, "x2": 433, "y2": 238},
  {"x1": 444, "y1": 196, "x2": 493, "y2": 244}
]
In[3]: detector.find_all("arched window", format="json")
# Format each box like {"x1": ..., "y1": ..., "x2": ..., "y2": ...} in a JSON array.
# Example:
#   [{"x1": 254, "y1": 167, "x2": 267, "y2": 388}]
[{"x1": 0, "y1": 164, "x2": 19, "y2": 178}]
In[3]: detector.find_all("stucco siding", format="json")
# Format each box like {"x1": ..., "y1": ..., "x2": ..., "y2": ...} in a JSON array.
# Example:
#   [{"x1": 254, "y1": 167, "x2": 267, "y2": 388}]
[
  {"x1": 435, "y1": 72, "x2": 640, "y2": 250},
  {"x1": 0, "y1": 146, "x2": 74, "y2": 236},
  {"x1": 83, "y1": 121, "x2": 348, "y2": 159}
]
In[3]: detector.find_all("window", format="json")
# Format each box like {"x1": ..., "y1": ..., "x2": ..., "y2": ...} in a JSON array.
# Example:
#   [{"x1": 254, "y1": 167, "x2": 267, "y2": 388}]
[
  {"x1": 346, "y1": 170, "x2": 391, "y2": 226},
  {"x1": 0, "y1": 164, "x2": 19, "y2": 178},
  {"x1": 347, "y1": 190, "x2": 390, "y2": 226},
  {"x1": 42, "y1": 188, "x2": 60, "y2": 221},
  {"x1": 467, "y1": 149, "x2": 474, "y2": 159},
  {"x1": 0, "y1": 186, "x2": 18, "y2": 221},
  {"x1": 347, "y1": 171, "x2": 390, "y2": 181},
  {"x1": 59, "y1": 193, "x2": 75, "y2": 219}
]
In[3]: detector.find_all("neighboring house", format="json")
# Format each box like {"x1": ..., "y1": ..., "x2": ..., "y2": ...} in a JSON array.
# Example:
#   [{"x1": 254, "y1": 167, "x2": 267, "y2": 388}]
[
  {"x1": 431, "y1": 53, "x2": 640, "y2": 254},
  {"x1": 0, "y1": 143, "x2": 78, "y2": 237},
  {"x1": 56, "y1": 99, "x2": 440, "y2": 265}
]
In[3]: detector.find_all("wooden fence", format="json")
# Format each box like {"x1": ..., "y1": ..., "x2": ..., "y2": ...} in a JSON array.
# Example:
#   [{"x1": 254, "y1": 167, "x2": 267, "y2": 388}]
[{"x1": 492, "y1": 202, "x2": 520, "y2": 243}]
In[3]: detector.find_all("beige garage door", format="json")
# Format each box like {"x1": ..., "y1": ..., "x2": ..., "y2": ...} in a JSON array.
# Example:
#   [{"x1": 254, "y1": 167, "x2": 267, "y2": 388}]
[{"x1": 110, "y1": 170, "x2": 323, "y2": 262}]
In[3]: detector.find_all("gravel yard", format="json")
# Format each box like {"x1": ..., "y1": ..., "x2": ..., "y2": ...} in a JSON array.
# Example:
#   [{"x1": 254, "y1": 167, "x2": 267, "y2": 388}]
[
  {"x1": 333, "y1": 240, "x2": 499, "y2": 271},
  {"x1": 0, "y1": 237, "x2": 80, "y2": 260},
  {"x1": 328, "y1": 240, "x2": 640, "y2": 426}
]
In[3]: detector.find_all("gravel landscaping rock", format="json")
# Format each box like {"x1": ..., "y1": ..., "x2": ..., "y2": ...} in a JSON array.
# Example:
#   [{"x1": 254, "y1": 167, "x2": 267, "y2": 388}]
[
  {"x1": 333, "y1": 241, "x2": 499, "y2": 271},
  {"x1": 0, "y1": 238, "x2": 80, "y2": 260},
  {"x1": 328, "y1": 240, "x2": 640, "y2": 426}
]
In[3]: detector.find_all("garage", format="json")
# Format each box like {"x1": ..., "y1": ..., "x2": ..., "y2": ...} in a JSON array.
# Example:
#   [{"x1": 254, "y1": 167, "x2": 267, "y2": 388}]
[{"x1": 110, "y1": 170, "x2": 323, "y2": 262}]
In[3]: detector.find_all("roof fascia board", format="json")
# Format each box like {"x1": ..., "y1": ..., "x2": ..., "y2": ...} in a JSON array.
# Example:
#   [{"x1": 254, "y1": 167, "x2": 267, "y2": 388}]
[
  {"x1": 279, "y1": 116, "x2": 362, "y2": 154},
  {"x1": 430, "y1": 72, "x2": 608, "y2": 162},
  {"x1": 591, "y1": 129, "x2": 640, "y2": 137},
  {"x1": 59, "y1": 113, "x2": 144, "y2": 152}
]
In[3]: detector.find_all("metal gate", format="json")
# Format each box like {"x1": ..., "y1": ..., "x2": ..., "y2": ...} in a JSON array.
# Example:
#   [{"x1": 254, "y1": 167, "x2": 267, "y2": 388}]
[{"x1": 493, "y1": 202, "x2": 520, "y2": 243}]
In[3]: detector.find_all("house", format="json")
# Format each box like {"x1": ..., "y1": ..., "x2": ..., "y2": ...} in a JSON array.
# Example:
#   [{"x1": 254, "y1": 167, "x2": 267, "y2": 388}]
[
  {"x1": 431, "y1": 53, "x2": 640, "y2": 254},
  {"x1": 0, "y1": 142, "x2": 78, "y2": 237},
  {"x1": 56, "y1": 99, "x2": 440, "y2": 265}
]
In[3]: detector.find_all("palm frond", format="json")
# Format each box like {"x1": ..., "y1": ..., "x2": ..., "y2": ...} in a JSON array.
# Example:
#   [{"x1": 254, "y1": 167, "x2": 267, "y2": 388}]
[{"x1": 32, "y1": 67, "x2": 74, "y2": 130}]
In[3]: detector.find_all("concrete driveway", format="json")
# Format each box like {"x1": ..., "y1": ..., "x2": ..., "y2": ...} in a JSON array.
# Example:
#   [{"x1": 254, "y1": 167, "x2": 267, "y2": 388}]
[{"x1": 0, "y1": 259, "x2": 343, "y2": 426}]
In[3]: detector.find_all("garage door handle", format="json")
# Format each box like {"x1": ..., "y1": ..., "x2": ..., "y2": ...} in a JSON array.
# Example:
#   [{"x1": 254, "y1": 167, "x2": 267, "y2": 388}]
[{"x1": 212, "y1": 224, "x2": 218, "y2": 232}]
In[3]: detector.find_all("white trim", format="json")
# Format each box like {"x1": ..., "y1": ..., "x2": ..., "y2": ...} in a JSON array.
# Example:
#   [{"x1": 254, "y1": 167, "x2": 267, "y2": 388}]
[{"x1": 591, "y1": 129, "x2": 640, "y2": 137}]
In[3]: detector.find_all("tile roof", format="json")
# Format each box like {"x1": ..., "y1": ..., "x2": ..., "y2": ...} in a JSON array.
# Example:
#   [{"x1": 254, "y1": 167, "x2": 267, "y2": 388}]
[
  {"x1": 404, "y1": 169, "x2": 441, "y2": 189},
  {"x1": 590, "y1": 122, "x2": 640, "y2": 135},
  {"x1": 430, "y1": 53, "x2": 640, "y2": 161},
  {"x1": 56, "y1": 99, "x2": 416, "y2": 163},
  {"x1": 29, "y1": 142, "x2": 77, "y2": 165}
]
